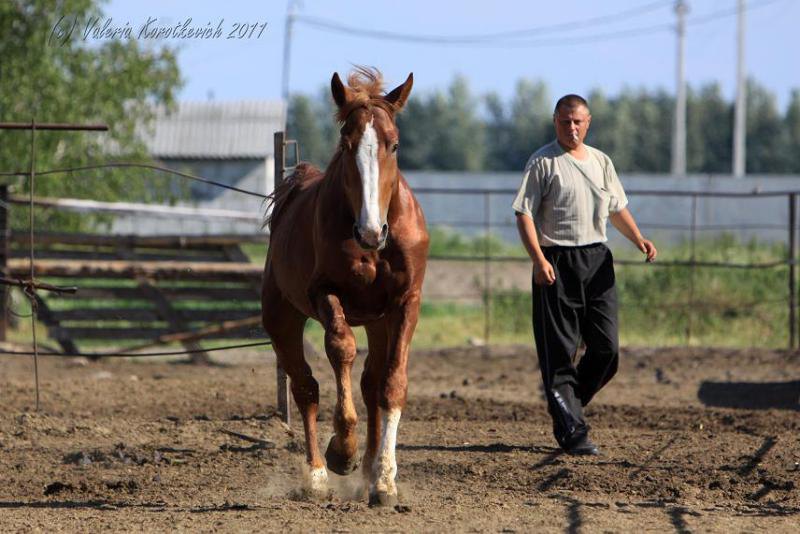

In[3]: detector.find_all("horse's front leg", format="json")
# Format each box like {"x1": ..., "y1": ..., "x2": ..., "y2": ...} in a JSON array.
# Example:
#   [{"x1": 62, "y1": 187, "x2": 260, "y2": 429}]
[
  {"x1": 369, "y1": 290, "x2": 421, "y2": 506},
  {"x1": 315, "y1": 293, "x2": 360, "y2": 475}
]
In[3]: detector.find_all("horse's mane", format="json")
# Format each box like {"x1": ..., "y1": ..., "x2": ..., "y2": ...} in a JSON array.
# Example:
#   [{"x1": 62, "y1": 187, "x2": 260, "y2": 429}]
[
  {"x1": 335, "y1": 66, "x2": 395, "y2": 123},
  {"x1": 263, "y1": 162, "x2": 322, "y2": 232}
]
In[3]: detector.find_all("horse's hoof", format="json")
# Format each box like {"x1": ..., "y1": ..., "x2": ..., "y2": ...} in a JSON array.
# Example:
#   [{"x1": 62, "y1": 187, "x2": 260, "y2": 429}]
[
  {"x1": 307, "y1": 466, "x2": 329, "y2": 495},
  {"x1": 325, "y1": 436, "x2": 360, "y2": 476},
  {"x1": 368, "y1": 491, "x2": 398, "y2": 507}
]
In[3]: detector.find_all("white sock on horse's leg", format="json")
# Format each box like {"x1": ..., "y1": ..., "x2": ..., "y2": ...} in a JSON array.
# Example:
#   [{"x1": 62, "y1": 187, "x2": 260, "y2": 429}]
[{"x1": 372, "y1": 407, "x2": 400, "y2": 497}]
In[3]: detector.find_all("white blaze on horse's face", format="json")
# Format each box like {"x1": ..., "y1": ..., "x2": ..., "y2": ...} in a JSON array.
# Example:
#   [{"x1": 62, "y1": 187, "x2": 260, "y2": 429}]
[{"x1": 355, "y1": 118, "x2": 388, "y2": 250}]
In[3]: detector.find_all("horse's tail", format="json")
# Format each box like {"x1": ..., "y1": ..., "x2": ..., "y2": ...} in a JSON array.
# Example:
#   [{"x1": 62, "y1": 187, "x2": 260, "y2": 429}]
[{"x1": 263, "y1": 162, "x2": 319, "y2": 232}]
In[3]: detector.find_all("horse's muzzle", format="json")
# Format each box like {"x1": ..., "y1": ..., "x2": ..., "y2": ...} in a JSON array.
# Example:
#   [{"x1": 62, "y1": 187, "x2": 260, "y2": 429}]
[{"x1": 353, "y1": 223, "x2": 388, "y2": 250}]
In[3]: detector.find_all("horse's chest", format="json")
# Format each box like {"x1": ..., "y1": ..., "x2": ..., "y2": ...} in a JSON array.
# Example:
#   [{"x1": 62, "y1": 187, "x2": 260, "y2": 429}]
[
  {"x1": 346, "y1": 257, "x2": 404, "y2": 294},
  {"x1": 349, "y1": 257, "x2": 379, "y2": 286}
]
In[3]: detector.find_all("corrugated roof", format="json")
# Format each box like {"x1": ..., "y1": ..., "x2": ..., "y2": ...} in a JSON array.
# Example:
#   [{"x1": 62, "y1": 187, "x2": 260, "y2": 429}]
[{"x1": 143, "y1": 100, "x2": 286, "y2": 159}]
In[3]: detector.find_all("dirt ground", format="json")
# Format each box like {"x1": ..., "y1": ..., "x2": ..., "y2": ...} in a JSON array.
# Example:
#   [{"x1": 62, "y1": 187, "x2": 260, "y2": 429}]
[{"x1": 0, "y1": 343, "x2": 798, "y2": 532}]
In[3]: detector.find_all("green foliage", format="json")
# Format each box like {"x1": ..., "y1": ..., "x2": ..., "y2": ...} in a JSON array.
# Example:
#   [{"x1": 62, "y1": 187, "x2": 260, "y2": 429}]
[
  {"x1": 484, "y1": 79, "x2": 551, "y2": 171},
  {"x1": 486, "y1": 289, "x2": 531, "y2": 336},
  {"x1": 286, "y1": 90, "x2": 336, "y2": 169},
  {"x1": 0, "y1": 0, "x2": 182, "y2": 231},
  {"x1": 787, "y1": 90, "x2": 800, "y2": 173},
  {"x1": 427, "y1": 226, "x2": 525, "y2": 258},
  {"x1": 686, "y1": 83, "x2": 732, "y2": 173},
  {"x1": 615, "y1": 235, "x2": 788, "y2": 347},
  {"x1": 288, "y1": 77, "x2": 800, "y2": 174},
  {"x1": 746, "y1": 79, "x2": 790, "y2": 173},
  {"x1": 429, "y1": 233, "x2": 793, "y2": 348},
  {"x1": 397, "y1": 75, "x2": 486, "y2": 171}
]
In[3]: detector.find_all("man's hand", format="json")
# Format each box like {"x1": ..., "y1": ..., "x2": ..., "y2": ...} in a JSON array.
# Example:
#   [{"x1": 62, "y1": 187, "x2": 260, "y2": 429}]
[
  {"x1": 534, "y1": 259, "x2": 556, "y2": 285},
  {"x1": 609, "y1": 209, "x2": 657, "y2": 263},
  {"x1": 637, "y1": 238, "x2": 657, "y2": 263}
]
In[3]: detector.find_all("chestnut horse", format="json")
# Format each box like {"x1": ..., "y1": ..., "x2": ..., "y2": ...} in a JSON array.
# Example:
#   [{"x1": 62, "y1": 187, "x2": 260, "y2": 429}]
[{"x1": 261, "y1": 68, "x2": 428, "y2": 506}]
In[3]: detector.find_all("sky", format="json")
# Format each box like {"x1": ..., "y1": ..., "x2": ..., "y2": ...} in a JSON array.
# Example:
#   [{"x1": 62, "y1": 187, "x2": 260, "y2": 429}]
[{"x1": 99, "y1": 0, "x2": 799, "y2": 110}]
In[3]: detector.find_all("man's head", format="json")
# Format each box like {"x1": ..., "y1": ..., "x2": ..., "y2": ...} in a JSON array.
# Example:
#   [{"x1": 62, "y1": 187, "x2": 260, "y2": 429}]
[{"x1": 553, "y1": 94, "x2": 591, "y2": 151}]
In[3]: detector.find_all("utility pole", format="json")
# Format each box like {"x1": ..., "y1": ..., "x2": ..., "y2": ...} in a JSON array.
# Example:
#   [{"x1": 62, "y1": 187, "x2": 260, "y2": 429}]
[
  {"x1": 281, "y1": 0, "x2": 299, "y2": 130},
  {"x1": 671, "y1": 0, "x2": 688, "y2": 176},
  {"x1": 733, "y1": 0, "x2": 747, "y2": 178}
]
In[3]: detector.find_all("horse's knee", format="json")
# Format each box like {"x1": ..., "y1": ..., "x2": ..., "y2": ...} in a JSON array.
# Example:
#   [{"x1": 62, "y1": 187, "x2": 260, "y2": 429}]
[
  {"x1": 325, "y1": 317, "x2": 356, "y2": 363},
  {"x1": 290, "y1": 374, "x2": 319, "y2": 406}
]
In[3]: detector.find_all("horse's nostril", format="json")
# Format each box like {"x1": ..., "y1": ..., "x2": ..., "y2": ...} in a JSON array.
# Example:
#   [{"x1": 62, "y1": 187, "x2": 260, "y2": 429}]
[{"x1": 380, "y1": 224, "x2": 389, "y2": 239}]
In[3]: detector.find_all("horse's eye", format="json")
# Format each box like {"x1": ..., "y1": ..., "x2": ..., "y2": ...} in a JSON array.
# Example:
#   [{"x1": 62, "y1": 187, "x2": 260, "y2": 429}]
[{"x1": 392, "y1": 143, "x2": 399, "y2": 153}]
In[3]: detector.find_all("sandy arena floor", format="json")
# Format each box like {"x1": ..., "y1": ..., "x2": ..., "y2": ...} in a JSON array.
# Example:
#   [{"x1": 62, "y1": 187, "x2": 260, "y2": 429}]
[{"x1": 0, "y1": 343, "x2": 798, "y2": 532}]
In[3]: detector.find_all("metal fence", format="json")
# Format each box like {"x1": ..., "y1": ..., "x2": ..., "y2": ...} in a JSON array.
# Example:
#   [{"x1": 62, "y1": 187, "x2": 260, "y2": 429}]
[
  {"x1": 413, "y1": 186, "x2": 800, "y2": 350},
  {"x1": 3, "y1": 123, "x2": 799, "y2": 421}
]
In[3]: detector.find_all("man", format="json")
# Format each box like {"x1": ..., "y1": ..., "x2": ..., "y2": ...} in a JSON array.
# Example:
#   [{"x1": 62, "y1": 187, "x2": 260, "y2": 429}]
[{"x1": 513, "y1": 94, "x2": 657, "y2": 455}]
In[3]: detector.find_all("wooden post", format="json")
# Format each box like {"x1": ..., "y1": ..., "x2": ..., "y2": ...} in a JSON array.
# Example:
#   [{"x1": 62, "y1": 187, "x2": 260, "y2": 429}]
[
  {"x1": 0, "y1": 185, "x2": 8, "y2": 341},
  {"x1": 273, "y1": 132, "x2": 291, "y2": 425},
  {"x1": 789, "y1": 194, "x2": 797, "y2": 349}
]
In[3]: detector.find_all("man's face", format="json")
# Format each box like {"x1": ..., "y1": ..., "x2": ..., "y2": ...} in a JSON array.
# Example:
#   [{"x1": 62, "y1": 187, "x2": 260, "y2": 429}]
[{"x1": 553, "y1": 105, "x2": 591, "y2": 150}]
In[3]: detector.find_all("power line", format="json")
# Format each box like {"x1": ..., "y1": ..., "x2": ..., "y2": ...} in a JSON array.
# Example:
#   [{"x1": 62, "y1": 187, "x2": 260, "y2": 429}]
[
  {"x1": 294, "y1": 1, "x2": 669, "y2": 44},
  {"x1": 688, "y1": 0, "x2": 781, "y2": 26},
  {"x1": 292, "y1": 0, "x2": 781, "y2": 48}
]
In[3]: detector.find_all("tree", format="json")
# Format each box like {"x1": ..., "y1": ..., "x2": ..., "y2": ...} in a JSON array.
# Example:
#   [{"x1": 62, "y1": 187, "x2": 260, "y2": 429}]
[
  {"x1": 398, "y1": 75, "x2": 486, "y2": 171},
  {"x1": 630, "y1": 89, "x2": 672, "y2": 172},
  {"x1": 290, "y1": 77, "x2": 800, "y2": 173},
  {"x1": 786, "y1": 89, "x2": 800, "y2": 173},
  {"x1": 483, "y1": 91, "x2": 511, "y2": 171},
  {"x1": 429, "y1": 75, "x2": 486, "y2": 171},
  {"x1": 746, "y1": 79, "x2": 788, "y2": 173},
  {"x1": 686, "y1": 83, "x2": 731, "y2": 173},
  {"x1": 396, "y1": 95, "x2": 436, "y2": 170},
  {"x1": 588, "y1": 88, "x2": 671, "y2": 173},
  {"x1": 287, "y1": 93, "x2": 331, "y2": 169},
  {"x1": 584, "y1": 88, "x2": 615, "y2": 158},
  {"x1": 506, "y1": 79, "x2": 550, "y2": 171},
  {"x1": 0, "y1": 0, "x2": 181, "y2": 230}
]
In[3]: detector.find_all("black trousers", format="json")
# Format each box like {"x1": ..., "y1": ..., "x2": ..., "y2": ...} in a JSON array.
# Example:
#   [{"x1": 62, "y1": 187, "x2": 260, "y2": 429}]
[{"x1": 532, "y1": 242, "x2": 619, "y2": 448}]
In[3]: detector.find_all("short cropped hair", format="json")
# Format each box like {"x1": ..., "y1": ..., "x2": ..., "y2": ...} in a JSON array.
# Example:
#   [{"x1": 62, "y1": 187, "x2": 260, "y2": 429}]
[{"x1": 554, "y1": 94, "x2": 590, "y2": 114}]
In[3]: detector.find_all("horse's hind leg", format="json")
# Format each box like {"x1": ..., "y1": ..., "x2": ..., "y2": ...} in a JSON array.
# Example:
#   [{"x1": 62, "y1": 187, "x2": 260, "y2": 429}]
[
  {"x1": 262, "y1": 289, "x2": 327, "y2": 493},
  {"x1": 315, "y1": 293, "x2": 360, "y2": 475}
]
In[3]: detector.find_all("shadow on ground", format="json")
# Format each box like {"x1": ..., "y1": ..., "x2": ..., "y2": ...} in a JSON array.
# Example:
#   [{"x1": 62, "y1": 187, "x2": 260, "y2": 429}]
[{"x1": 698, "y1": 380, "x2": 800, "y2": 410}]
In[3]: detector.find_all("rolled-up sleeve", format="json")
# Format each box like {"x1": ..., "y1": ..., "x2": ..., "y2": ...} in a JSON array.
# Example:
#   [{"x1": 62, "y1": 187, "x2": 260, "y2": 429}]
[
  {"x1": 512, "y1": 158, "x2": 545, "y2": 218},
  {"x1": 604, "y1": 157, "x2": 628, "y2": 213}
]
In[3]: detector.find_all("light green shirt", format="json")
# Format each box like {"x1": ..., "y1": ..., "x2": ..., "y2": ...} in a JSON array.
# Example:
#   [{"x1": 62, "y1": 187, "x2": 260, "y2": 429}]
[{"x1": 512, "y1": 140, "x2": 628, "y2": 247}]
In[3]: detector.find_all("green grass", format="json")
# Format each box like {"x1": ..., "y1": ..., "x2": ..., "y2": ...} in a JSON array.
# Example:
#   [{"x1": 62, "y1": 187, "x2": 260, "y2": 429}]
[
  {"x1": 428, "y1": 227, "x2": 528, "y2": 258},
  {"x1": 7, "y1": 231, "x2": 796, "y2": 351}
]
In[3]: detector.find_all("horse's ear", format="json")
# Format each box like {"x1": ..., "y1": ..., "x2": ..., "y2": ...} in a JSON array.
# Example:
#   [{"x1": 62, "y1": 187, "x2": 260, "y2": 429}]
[
  {"x1": 384, "y1": 73, "x2": 413, "y2": 111},
  {"x1": 331, "y1": 72, "x2": 350, "y2": 109}
]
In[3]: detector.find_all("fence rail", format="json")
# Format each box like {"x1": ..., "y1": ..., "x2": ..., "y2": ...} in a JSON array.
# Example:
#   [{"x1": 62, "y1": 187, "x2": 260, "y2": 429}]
[{"x1": 412, "y1": 186, "x2": 800, "y2": 350}]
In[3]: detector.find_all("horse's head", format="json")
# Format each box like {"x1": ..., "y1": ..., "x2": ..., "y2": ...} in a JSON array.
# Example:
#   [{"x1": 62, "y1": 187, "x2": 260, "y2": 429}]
[{"x1": 331, "y1": 68, "x2": 413, "y2": 251}]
